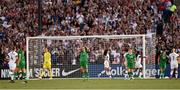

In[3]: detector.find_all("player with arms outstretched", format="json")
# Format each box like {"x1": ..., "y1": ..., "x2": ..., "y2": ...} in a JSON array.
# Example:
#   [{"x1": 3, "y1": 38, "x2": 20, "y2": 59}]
[
  {"x1": 39, "y1": 47, "x2": 53, "y2": 79},
  {"x1": 169, "y1": 48, "x2": 179, "y2": 79},
  {"x1": 159, "y1": 51, "x2": 168, "y2": 79},
  {"x1": 98, "y1": 49, "x2": 112, "y2": 78},
  {"x1": 125, "y1": 48, "x2": 136, "y2": 79},
  {"x1": 8, "y1": 47, "x2": 18, "y2": 83},
  {"x1": 80, "y1": 47, "x2": 89, "y2": 78}
]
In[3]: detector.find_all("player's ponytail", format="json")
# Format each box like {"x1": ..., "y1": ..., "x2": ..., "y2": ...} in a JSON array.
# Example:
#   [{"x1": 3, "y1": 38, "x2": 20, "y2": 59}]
[
  {"x1": 104, "y1": 49, "x2": 108, "y2": 56},
  {"x1": 85, "y1": 47, "x2": 89, "y2": 52}
]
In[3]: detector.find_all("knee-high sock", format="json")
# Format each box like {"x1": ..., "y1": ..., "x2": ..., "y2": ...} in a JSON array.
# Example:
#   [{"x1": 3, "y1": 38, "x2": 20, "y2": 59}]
[
  {"x1": 162, "y1": 71, "x2": 165, "y2": 77},
  {"x1": 40, "y1": 70, "x2": 45, "y2": 77},
  {"x1": 128, "y1": 72, "x2": 133, "y2": 77},
  {"x1": 106, "y1": 71, "x2": 111, "y2": 76},
  {"x1": 85, "y1": 71, "x2": 89, "y2": 77},
  {"x1": 170, "y1": 70, "x2": 173, "y2": 77},
  {"x1": 14, "y1": 72, "x2": 19, "y2": 78},
  {"x1": 124, "y1": 70, "x2": 129, "y2": 78},
  {"x1": 160, "y1": 70, "x2": 163, "y2": 77},
  {"x1": 139, "y1": 72, "x2": 142, "y2": 77},
  {"x1": 99, "y1": 70, "x2": 105, "y2": 76},
  {"x1": 22, "y1": 72, "x2": 26, "y2": 79},
  {"x1": 9, "y1": 71, "x2": 14, "y2": 80},
  {"x1": 175, "y1": 70, "x2": 178, "y2": 78},
  {"x1": 49, "y1": 69, "x2": 53, "y2": 78}
]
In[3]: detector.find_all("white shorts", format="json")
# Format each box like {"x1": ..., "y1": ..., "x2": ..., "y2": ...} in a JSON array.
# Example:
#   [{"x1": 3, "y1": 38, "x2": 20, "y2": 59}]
[
  {"x1": 170, "y1": 63, "x2": 178, "y2": 69},
  {"x1": 104, "y1": 64, "x2": 110, "y2": 68},
  {"x1": 104, "y1": 61, "x2": 110, "y2": 68},
  {"x1": 135, "y1": 62, "x2": 142, "y2": 68},
  {"x1": 8, "y1": 63, "x2": 16, "y2": 70}
]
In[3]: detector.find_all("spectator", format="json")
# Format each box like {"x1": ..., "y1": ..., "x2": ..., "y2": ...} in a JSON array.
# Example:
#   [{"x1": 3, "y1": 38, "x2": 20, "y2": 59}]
[{"x1": 0, "y1": 0, "x2": 179, "y2": 66}]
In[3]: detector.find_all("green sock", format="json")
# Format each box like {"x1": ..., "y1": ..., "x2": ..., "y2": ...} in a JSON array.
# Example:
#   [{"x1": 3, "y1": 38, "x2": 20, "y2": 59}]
[
  {"x1": 14, "y1": 72, "x2": 19, "y2": 79},
  {"x1": 82, "y1": 73, "x2": 85, "y2": 78},
  {"x1": 85, "y1": 72, "x2": 89, "y2": 78},
  {"x1": 22, "y1": 72, "x2": 26, "y2": 79},
  {"x1": 160, "y1": 73, "x2": 162, "y2": 77},
  {"x1": 128, "y1": 72, "x2": 132, "y2": 78},
  {"x1": 14, "y1": 73, "x2": 17, "y2": 77},
  {"x1": 131, "y1": 72, "x2": 134, "y2": 78},
  {"x1": 162, "y1": 71, "x2": 165, "y2": 78}
]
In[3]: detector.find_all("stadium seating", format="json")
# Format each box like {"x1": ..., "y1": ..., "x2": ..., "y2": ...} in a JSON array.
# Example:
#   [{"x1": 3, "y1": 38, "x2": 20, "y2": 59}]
[{"x1": 0, "y1": 0, "x2": 179, "y2": 67}]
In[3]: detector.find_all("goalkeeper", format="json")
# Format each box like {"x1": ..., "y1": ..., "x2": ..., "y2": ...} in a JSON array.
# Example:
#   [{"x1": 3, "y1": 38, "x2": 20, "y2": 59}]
[
  {"x1": 39, "y1": 47, "x2": 53, "y2": 79},
  {"x1": 80, "y1": 47, "x2": 89, "y2": 78}
]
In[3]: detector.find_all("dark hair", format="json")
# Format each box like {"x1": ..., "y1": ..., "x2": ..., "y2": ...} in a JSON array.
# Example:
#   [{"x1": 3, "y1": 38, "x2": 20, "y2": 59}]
[
  {"x1": 85, "y1": 47, "x2": 88, "y2": 52},
  {"x1": 13, "y1": 46, "x2": 16, "y2": 51},
  {"x1": 104, "y1": 49, "x2": 108, "y2": 56},
  {"x1": 129, "y1": 48, "x2": 132, "y2": 50}
]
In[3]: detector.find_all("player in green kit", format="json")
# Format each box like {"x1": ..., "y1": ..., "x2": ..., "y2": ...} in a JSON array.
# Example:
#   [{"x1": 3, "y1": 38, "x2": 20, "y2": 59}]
[
  {"x1": 125, "y1": 48, "x2": 136, "y2": 79},
  {"x1": 80, "y1": 47, "x2": 89, "y2": 78},
  {"x1": 159, "y1": 51, "x2": 168, "y2": 79},
  {"x1": 17, "y1": 46, "x2": 27, "y2": 83}
]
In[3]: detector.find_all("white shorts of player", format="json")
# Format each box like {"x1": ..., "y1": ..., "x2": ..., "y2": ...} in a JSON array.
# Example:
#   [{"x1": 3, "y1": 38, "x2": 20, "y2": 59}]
[
  {"x1": 135, "y1": 62, "x2": 142, "y2": 68},
  {"x1": 8, "y1": 63, "x2": 16, "y2": 71},
  {"x1": 170, "y1": 62, "x2": 178, "y2": 69},
  {"x1": 104, "y1": 60, "x2": 110, "y2": 69}
]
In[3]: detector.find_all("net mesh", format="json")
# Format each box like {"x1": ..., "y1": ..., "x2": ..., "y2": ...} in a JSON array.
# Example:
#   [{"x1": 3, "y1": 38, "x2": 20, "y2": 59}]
[{"x1": 27, "y1": 35, "x2": 156, "y2": 78}]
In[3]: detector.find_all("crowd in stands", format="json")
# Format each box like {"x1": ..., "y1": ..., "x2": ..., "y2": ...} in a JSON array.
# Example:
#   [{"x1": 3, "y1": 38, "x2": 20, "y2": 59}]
[{"x1": 0, "y1": 0, "x2": 179, "y2": 67}]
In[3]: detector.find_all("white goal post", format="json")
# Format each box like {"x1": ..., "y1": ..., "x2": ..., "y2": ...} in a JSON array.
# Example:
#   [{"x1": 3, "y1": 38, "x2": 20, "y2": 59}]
[{"x1": 26, "y1": 34, "x2": 149, "y2": 79}]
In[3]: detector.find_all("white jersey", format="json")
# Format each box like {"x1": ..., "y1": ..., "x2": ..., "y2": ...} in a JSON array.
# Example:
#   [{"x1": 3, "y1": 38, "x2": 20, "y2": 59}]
[
  {"x1": 169, "y1": 52, "x2": 179, "y2": 64},
  {"x1": 114, "y1": 52, "x2": 120, "y2": 63},
  {"x1": 123, "y1": 52, "x2": 128, "y2": 61},
  {"x1": 8, "y1": 51, "x2": 18, "y2": 64},
  {"x1": 135, "y1": 55, "x2": 142, "y2": 68},
  {"x1": 136, "y1": 55, "x2": 141, "y2": 64},
  {"x1": 104, "y1": 54, "x2": 110, "y2": 68},
  {"x1": 123, "y1": 52, "x2": 128, "y2": 67}
]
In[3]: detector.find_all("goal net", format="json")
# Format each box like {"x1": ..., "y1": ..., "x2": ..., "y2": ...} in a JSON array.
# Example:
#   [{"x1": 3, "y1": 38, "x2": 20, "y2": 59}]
[{"x1": 26, "y1": 34, "x2": 156, "y2": 79}]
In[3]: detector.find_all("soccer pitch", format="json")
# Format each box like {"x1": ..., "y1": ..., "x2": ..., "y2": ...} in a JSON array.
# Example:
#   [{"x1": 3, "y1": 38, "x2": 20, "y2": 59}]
[{"x1": 0, "y1": 79, "x2": 180, "y2": 90}]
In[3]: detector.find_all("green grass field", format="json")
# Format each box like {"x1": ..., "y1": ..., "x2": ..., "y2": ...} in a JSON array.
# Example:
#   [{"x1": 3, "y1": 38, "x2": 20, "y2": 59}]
[{"x1": 0, "y1": 79, "x2": 180, "y2": 89}]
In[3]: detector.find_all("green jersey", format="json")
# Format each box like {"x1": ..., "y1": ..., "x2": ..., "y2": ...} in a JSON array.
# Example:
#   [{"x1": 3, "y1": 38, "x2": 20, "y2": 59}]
[
  {"x1": 17, "y1": 49, "x2": 26, "y2": 68},
  {"x1": 126, "y1": 53, "x2": 136, "y2": 64},
  {"x1": 126, "y1": 53, "x2": 136, "y2": 69},
  {"x1": 160, "y1": 54, "x2": 167, "y2": 64},
  {"x1": 80, "y1": 51, "x2": 88, "y2": 68},
  {"x1": 18, "y1": 50, "x2": 25, "y2": 62},
  {"x1": 159, "y1": 54, "x2": 167, "y2": 68},
  {"x1": 80, "y1": 51, "x2": 88, "y2": 62}
]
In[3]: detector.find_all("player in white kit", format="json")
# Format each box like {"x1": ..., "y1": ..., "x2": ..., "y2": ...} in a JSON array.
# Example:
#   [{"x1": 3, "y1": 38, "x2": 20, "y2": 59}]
[
  {"x1": 98, "y1": 49, "x2": 112, "y2": 78},
  {"x1": 123, "y1": 51, "x2": 129, "y2": 79},
  {"x1": 135, "y1": 52, "x2": 143, "y2": 78},
  {"x1": 169, "y1": 48, "x2": 179, "y2": 79},
  {"x1": 8, "y1": 47, "x2": 18, "y2": 83}
]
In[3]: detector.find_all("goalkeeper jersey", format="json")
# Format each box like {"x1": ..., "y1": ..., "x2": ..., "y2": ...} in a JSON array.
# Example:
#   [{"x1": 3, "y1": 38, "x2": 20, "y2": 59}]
[{"x1": 44, "y1": 52, "x2": 51, "y2": 63}]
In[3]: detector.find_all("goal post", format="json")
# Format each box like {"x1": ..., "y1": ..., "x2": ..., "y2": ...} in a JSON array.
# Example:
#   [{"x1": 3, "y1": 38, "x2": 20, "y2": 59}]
[{"x1": 26, "y1": 34, "x2": 155, "y2": 79}]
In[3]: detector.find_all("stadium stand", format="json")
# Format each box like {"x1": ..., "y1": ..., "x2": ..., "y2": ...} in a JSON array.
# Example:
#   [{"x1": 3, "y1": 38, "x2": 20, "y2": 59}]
[{"x1": 0, "y1": 0, "x2": 179, "y2": 67}]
